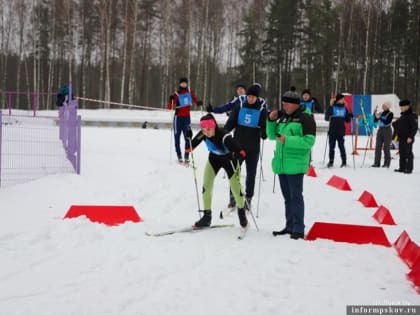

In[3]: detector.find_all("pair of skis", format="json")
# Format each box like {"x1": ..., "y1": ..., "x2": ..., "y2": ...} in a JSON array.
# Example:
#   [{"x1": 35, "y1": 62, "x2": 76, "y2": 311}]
[
  {"x1": 145, "y1": 224, "x2": 233, "y2": 237},
  {"x1": 145, "y1": 223, "x2": 249, "y2": 239}
]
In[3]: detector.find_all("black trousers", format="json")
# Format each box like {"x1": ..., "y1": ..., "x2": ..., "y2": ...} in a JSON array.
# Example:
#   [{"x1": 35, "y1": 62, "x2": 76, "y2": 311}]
[
  {"x1": 399, "y1": 138, "x2": 414, "y2": 172},
  {"x1": 329, "y1": 134, "x2": 346, "y2": 163}
]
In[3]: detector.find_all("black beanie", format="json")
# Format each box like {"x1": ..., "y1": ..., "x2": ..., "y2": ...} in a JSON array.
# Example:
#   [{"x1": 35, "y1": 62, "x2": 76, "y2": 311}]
[
  {"x1": 179, "y1": 77, "x2": 188, "y2": 84},
  {"x1": 281, "y1": 90, "x2": 301, "y2": 105},
  {"x1": 235, "y1": 83, "x2": 246, "y2": 89},
  {"x1": 399, "y1": 99, "x2": 410, "y2": 106},
  {"x1": 302, "y1": 89, "x2": 311, "y2": 96},
  {"x1": 335, "y1": 93, "x2": 345, "y2": 102},
  {"x1": 246, "y1": 85, "x2": 260, "y2": 97}
]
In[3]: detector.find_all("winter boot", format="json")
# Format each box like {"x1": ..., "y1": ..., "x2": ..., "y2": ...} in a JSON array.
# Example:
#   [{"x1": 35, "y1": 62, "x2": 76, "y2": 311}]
[
  {"x1": 237, "y1": 208, "x2": 248, "y2": 228},
  {"x1": 290, "y1": 232, "x2": 305, "y2": 240},
  {"x1": 194, "y1": 210, "x2": 212, "y2": 227},
  {"x1": 327, "y1": 161, "x2": 333, "y2": 168},
  {"x1": 340, "y1": 161, "x2": 347, "y2": 168},
  {"x1": 272, "y1": 227, "x2": 292, "y2": 236}
]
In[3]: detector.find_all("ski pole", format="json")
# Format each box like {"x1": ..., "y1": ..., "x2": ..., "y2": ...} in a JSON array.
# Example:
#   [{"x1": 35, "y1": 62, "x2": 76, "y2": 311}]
[
  {"x1": 323, "y1": 132, "x2": 328, "y2": 164},
  {"x1": 358, "y1": 97, "x2": 372, "y2": 168},
  {"x1": 188, "y1": 137, "x2": 201, "y2": 218},
  {"x1": 259, "y1": 140, "x2": 266, "y2": 181},
  {"x1": 170, "y1": 114, "x2": 174, "y2": 162},
  {"x1": 272, "y1": 173, "x2": 276, "y2": 193},
  {"x1": 256, "y1": 150, "x2": 263, "y2": 218},
  {"x1": 247, "y1": 201, "x2": 260, "y2": 231},
  {"x1": 351, "y1": 118, "x2": 356, "y2": 170}
]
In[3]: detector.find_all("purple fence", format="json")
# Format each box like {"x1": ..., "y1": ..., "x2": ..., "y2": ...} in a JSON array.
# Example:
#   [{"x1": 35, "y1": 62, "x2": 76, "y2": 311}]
[
  {"x1": 59, "y1": 86, "x2": 81, "y2": 174},
  {"x1": 0, "y1": 85, "x2": 81, "y2": 187}
]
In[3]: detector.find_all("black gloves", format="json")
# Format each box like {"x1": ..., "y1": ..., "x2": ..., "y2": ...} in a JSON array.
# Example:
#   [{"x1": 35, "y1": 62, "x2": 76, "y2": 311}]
[
  {"x1": 206, "y1": 104, "x2": 213, "y2": 113},
  {"x1": 197, "y1": 100, "x2": 203, "y2": 106}
]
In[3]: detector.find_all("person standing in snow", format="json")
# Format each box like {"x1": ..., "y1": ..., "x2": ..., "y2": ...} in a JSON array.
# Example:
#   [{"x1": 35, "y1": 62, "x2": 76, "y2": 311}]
[
  {"x1": 372, "y1": 102, "x2": 394, "y2": 168},
  {"x1": 267, "y1": 89, "x2": 316, "y2": 240},
  {"x1": 324, "y1": 93, "x2": 353, "y2": 168},
  {"x1": 206, "y1": 83, "x2": 247, "y2": 115},
  {"x1": 394, "y1": 99, "x2": 418, "y2": 174},
  {"x1": 223, "y1": 84, "x2": 268, "y2": 211},
  {"x1": 300, "y1": 89, "x2": 323, "y2": 114},
  {"x1": 206, "y1": 83, "x2": 269, "y2": 114},
  {"x1": 186, "y1": 114, "x2": 248, "y2": 230},
  {"x1": 167, "y1": 77, "x2": 202, "y2": 165}
]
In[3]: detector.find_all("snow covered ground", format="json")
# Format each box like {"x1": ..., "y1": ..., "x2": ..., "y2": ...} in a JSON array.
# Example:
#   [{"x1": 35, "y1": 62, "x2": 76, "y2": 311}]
[{"x1": 0, "y1": 109, "x2": 419, "y2": 315}]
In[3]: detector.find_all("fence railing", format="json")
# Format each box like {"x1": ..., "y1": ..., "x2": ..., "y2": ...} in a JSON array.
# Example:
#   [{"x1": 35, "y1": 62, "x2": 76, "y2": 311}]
[
  {"x1": 0, "y1": 90, "x2": 57, "y2": 116},
  {"x1": 0, "y1": 85, "x2": 81, "y2": 187}
]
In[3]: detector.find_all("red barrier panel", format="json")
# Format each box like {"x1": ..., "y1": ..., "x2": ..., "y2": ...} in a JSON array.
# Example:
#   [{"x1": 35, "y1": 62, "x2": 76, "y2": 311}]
[
  {"x1": 407, "y1": 262, "x2": 420, "y2": 289},
  {"x1": 372, "y1": 205, "x2": 396, "y2": 225},
  {"x1": 64, "y1": 205, "x2": 143, "y2": 226},
  {"x1": 399, "y1": 242, "x2": 420, "y2": 269},
  {"x1": 326, "y1": 175, "x2": 352, "y2": 191},
  {"x1": 305, "y1": 222, "x2": 391, "y2": 247},
  {"x1": 306, "y1": 165, "x2": 317, "y2": 177},
  {"x1": 393, "y1": 231, "x2": 420, "y2": 269},
  {"x1": 394, "y1": 231, "x2": 411, "y2": 253},
  {"x1": 358, "y1": 190, "x2": 379, "y2": 207}
]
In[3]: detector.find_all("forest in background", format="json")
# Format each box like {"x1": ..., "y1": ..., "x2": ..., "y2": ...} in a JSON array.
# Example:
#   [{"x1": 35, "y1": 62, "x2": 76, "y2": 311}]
[{"x1": 0, "y1": 0, "x2": 419, "y2": 112}]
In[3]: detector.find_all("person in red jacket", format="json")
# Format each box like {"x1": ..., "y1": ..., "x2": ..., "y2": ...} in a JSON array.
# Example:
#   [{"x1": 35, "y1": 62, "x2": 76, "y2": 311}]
[{"x1": 167, "y1": 77, "x2": 202, "y2": 165}]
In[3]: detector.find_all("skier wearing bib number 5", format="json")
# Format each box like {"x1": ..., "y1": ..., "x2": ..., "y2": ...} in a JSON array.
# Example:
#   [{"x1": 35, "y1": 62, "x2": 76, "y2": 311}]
[
  {"x1": 167, "y1": 77, "x2": 202, "y2": 165},
  {"x1": 224, "y1": 84, "x2": 268, "y2": 211}
]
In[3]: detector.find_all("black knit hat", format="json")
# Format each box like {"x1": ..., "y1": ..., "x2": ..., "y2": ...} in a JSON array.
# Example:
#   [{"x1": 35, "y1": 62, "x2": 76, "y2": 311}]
[
  {"x1": 235, "y1": 83, "x2": 246, "y2": 89},
  {"x1": 281, "y1": 90, "x2": 301, "y2": 105},
  {"x1": 302, "y1": 89, "x2": 311, "y2": 96},
  {"x1": 399, "y1": 99, "x2": 410, "y2": 106},
  {"x1": 179, "y1": 77, "x2": 188, "y2": 84},
  {"x1": 335, "y1": 93, "x2": 345, "y2": 102},
  {"x1": 246, "y1": 84, "x2": 260, "y2": 97}
]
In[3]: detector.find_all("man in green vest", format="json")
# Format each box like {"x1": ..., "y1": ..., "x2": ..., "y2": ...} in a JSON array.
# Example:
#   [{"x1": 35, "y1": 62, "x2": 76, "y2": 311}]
[{"x1": 267, "y1": 89, "x2": 316, "y2": 239}]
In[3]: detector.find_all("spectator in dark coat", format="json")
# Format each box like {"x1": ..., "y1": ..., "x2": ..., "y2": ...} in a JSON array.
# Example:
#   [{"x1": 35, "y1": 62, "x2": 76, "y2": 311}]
[{"x1": 394, "y1": 99, "x2": 418, "y2": 174}]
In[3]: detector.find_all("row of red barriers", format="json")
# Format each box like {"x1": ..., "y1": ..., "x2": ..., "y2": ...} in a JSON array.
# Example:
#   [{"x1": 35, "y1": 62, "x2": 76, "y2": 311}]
[
  {"x1": 62, "y1": 167, "x2": 419, "y2": 293},
  {"x1": 305, "y1": 167, "x2": 419, "y2": 294},
  {"x1": 394, "y1": 231, "x2": 420, "y2": 293}
]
